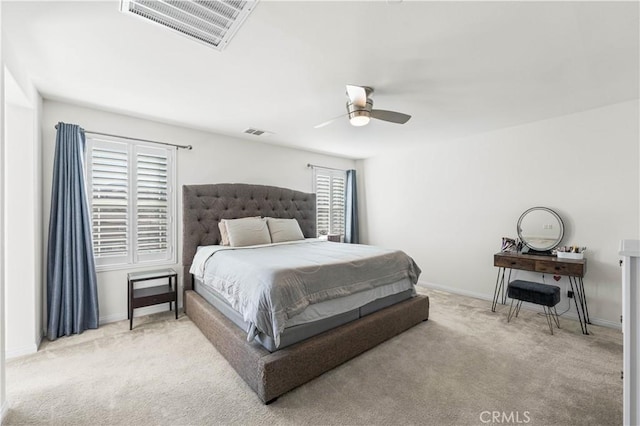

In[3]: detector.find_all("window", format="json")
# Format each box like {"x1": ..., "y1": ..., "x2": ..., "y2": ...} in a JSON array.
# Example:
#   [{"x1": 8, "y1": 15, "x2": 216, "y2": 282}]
[
  {"x1": 86, "y1": 136, "x2": 176, "y2": 269},
  {"x1": 313, "y1": 167, "x2": 346, "y2": 237}
]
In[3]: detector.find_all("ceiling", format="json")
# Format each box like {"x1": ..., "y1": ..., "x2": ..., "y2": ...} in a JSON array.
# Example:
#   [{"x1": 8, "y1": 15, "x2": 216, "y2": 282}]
[{"x1": 3, "y1": 1, "x2": 638, "y2": 159}]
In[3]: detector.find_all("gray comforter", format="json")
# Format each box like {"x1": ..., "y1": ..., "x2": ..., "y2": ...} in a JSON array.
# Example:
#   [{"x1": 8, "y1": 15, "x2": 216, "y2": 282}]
[{"x1": 194, "y1": 240, "x2": 421, "y2": 347}]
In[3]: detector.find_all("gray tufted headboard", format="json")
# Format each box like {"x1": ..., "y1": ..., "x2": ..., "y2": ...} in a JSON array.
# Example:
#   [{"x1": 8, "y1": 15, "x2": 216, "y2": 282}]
[{"x1": 182, "y1": 183, "x2": 316, "y2": 290}]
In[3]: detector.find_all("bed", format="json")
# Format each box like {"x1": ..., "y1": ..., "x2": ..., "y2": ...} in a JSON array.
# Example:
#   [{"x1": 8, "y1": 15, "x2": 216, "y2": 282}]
[{"x1": 182, "y1": 183, "x2": 429, "y2": 403}]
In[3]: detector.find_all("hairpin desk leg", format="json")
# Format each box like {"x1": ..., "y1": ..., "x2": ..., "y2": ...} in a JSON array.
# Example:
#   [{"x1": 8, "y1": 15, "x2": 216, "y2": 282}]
[
  {"x1": 569, "y1": 276, "x2": 589, "y2": 335},
  {"x1": 492, "y1": 267, "x2": 509, "y2": 312}
]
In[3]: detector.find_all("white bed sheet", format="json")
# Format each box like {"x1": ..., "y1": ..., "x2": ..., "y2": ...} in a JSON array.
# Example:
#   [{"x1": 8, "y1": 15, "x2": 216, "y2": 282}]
[
  {"x1": 189, "y1": 238, "x2": 320, "y2": 281},
  {"x1": 284, "y1": 278, "x2": 414, "y2": 327}
]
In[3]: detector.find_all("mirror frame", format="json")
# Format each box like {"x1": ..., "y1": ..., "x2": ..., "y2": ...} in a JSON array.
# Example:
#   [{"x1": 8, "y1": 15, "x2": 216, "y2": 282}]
[{"x1": 516, "y1": 207, "x2": 564, "y2": 252}]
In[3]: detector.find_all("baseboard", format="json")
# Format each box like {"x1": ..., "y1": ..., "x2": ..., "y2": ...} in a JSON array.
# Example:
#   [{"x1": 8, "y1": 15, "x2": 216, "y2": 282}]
[
  {"x1": 587, "y1": 317, "x2": 621, "y2": 329},
  {"x1": 5, "y1": 342, "x2": 38, "y2": 359},
  {"x1": 99, "y1": 302, "x2": 183, "y2": 325},
  {"x1": 417, "y1": 281, "x2": 492, "y2": 302},
  {"x1": 417, "y1": 281, "x2": 622, "y2": 331}
]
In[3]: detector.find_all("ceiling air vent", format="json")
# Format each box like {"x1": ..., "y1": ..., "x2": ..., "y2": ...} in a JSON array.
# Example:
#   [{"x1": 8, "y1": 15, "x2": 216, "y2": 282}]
[
  {"x1": 120, "y1": 0, "x2": 258, "y2": 51},
  {"x1": 243, "y1": 128, "x2": 273, "y2": 136}
]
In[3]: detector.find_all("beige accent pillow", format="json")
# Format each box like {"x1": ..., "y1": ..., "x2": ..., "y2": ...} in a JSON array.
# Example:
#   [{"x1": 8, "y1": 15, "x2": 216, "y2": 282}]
[
  {"x1": 224, "y1": 217, "x2": 272, "y2": 247},
  {"x1": 219, "y1": 216, "x2": 260, "y2": 246},
  {"x1": 266, "y1": 218, "x2": 305, "y2": 243},
  {"x1": 218, "y1": 221, "x2": 230, "y2": 246}
]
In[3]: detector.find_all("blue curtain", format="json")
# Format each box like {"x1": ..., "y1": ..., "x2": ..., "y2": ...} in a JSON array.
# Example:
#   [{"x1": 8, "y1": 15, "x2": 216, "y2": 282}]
[
  {"x1": 46, "y1": 122, "x2": 99, "y2": 340},
  {"x1": 345, "y1": 169, "x2": 359, "y2": 244}
]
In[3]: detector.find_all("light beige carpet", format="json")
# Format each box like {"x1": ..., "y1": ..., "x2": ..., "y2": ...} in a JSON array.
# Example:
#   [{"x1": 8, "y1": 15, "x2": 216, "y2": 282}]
[{"x1": 4, "y1": 289, "x2": 622, "y2": 425}]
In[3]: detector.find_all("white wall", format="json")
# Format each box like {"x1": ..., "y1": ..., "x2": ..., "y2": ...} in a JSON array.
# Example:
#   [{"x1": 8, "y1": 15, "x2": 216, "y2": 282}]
[
  {"x1": 34, "y1": 95, "x2": 42, "y2": 351},
  {"x1": 4, "y1": 98, "x2": 37, "y2": 357},
  {"x1": 358, "y1": 100, "x2": 639, "y2": 327},
  {"x1": 2, "y1": 30, "x2": 43, "y2": 359},
  {"x1": 41, "y1": 100, "x2": 356, "y2": 325},
  {"x1": 0, "y1": 0, "x2": 7, "y2": 418}
]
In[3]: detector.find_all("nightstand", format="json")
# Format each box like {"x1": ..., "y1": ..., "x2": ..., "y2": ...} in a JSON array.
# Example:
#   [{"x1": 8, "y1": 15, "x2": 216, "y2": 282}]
[
  {"x1": 128, "y1": 268, "x2": 178, "y2": 330},
  {"x1": 327, "y1": 234, "x2": 342, "y2": 242}
]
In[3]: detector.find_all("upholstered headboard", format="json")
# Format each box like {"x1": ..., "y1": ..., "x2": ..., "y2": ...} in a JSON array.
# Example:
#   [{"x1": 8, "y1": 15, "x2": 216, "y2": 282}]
[{"x1": 182, "y1": 183, "x2": 316, "y2": 290}]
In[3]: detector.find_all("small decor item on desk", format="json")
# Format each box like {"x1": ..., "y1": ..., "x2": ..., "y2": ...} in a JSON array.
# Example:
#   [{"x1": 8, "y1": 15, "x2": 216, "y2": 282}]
[
  {"x1": 501, "y1": 237, "x2": 517, "y2": 252},
  {"x1": 556, "y1": 245, "x2": 586, "y2": 260}
]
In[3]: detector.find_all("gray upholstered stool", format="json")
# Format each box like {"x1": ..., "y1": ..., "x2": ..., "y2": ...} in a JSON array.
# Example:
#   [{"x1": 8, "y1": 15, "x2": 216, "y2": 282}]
[{"x1": 507, "y1": 280, "x2": 561, "y2": 334}]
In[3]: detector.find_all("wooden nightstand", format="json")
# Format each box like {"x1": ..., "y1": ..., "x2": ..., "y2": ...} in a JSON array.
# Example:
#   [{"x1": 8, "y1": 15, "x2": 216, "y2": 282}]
[{"x1": 128, "y1": 268, "x2": 178, "y2": 330}]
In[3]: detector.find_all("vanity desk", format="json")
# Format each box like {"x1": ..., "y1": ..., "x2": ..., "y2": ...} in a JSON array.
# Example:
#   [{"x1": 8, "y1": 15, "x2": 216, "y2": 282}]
[{"x1": 493, "y1": 251, "x2": 590, "y2": 334}]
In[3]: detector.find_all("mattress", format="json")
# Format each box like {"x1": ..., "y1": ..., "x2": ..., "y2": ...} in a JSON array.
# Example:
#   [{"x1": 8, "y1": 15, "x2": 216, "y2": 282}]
[{"x1": 194, "y1": 278, "x2": 415, "y2": 352}]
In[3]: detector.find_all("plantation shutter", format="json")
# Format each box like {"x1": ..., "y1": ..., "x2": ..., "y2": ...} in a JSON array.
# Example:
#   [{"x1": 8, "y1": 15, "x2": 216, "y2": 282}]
[
  {"x1": 86, "y1": 137, "x2": 175, "y2": 269},
  {"x1": 313, "y1": 168, "x2": 346, "y2": 237},
  {"x1": 88, "y1": 140, "x2": 130, "y2": 266},
  {"x1": 135, "y1": 145, "x2": 172, "y2": 262},
  {"x1": 315, "y1": 173, "x2": 331, "y2": 236},
  {"x1": 330, "y1": 174, "x2": 346, "y2": 235}
]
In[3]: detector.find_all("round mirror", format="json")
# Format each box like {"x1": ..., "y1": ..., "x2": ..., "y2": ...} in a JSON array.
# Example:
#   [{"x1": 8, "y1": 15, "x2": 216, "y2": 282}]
[{"x1": 517, "y1": 207, "x2": 564, "y2": 252}]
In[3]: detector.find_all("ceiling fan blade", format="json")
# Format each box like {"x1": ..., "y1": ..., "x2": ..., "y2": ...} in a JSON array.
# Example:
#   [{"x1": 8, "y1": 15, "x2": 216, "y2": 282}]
[
  {"x1": 346, "y1": 85, "x2": 368, "y2": 107},
  {"x1": 370, "y1": 109, "x2": 411, "y2": 124},
  {"x1": 314, "y1": 114, "x2": 347, "y2": 129}
]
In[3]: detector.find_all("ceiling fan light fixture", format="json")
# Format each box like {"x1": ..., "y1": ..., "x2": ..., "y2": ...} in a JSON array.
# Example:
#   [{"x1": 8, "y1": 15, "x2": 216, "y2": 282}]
[
  {"x1": 347, "y1": 100, "x2": 373, "y2": 126},
  {"x1": 349, "y1": 113, "x2": 371, "y2": 127}
]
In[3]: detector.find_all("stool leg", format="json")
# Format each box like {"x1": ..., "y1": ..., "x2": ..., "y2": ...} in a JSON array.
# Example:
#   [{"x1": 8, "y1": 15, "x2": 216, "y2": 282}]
[
  {"x1": 507, "y1": 298, "x2": 514, "y2": 322},
  {"x1": 507, "y1": 299, "x2": 516, "y2": 322},
  {"x1": 543, "y1": 306, "x2": 554, "y2": 335},
  {"x1": 551, "y1": 306, "x2": 561, "y2": 329},
  {"x1": 515, "y1": 300, "x2": 522, "y2": 318}
]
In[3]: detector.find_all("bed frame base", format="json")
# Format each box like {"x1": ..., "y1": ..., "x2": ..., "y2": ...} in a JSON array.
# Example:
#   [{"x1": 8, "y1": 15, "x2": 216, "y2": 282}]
[{"x1": 185, "y1": 290, "x2": 429, "y2": 403}]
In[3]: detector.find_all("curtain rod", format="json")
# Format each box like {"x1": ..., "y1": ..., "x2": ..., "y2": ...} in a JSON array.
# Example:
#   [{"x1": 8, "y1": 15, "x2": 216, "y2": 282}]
[
  {"x1": 306, "y1": 163, "x2": 346, "y2": 172},
  {"x1": 54, "y1": 125, "x2": 192, "y2": 150}
]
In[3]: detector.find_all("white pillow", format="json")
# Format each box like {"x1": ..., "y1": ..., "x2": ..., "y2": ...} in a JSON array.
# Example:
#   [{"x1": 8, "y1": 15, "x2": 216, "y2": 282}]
[
  {"x1": 224, "y1": 217, "x2": 272, "y2": 247},
  {"x1": 266, "y1": 218, "x2": 305, "y2": 243},
  {"x1": 219, "y1": 216, "x2": 260, "y2": 246}
]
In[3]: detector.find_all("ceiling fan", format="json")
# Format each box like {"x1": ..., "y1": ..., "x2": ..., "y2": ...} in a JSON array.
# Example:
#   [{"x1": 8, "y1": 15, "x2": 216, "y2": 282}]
[{"x1": 314, "y1": 85, "x2": 412, "y2": 128}]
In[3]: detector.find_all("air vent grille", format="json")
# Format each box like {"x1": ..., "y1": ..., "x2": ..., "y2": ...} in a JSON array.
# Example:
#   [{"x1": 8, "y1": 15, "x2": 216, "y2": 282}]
[
  {"x1": 120, "y1": 0, "x2": 258, "y2": 50},
  {"x1": 243, "y1": 128, "x2": 273, "y2": 136}
]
